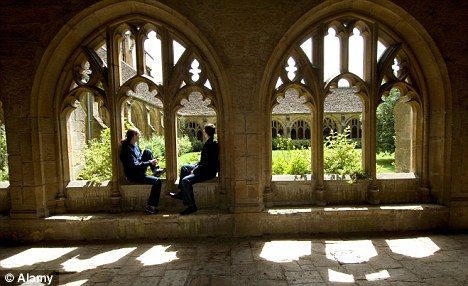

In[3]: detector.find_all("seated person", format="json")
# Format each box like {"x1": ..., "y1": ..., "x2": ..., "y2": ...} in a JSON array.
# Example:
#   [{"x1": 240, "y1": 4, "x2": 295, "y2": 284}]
[
  {"x1": 170, "y1": 124, "x2": 219, "y2": 215},
  {"x1": 120, "y1": 128, "x2": 164, "y2": 214}
]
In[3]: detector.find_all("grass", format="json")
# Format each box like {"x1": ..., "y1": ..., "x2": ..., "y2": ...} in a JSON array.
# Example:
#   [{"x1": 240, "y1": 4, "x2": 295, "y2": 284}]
[
  {"x1": 177, "y1": 152, "x2": 201, "y2": 174},
  {"x1": 168, "y1": 149, "x2": 396, "y2": 176},
  {"x1": 376, "y1": 152, "x2": 395, "y2": 173},
  {"x1": 271, "y1": 149, "x2": 395, "y2": 174}
]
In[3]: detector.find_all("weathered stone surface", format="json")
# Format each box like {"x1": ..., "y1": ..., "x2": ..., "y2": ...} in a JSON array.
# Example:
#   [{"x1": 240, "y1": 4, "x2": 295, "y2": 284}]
[{"x1": 0, "y1": 0, "x2": 465, "y2": 230}]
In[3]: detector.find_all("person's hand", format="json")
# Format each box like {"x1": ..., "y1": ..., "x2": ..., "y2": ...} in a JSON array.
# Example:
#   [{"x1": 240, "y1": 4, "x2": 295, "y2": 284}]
[{"x1": 150, "y1": 159, "x2": 158, "y2": 166}]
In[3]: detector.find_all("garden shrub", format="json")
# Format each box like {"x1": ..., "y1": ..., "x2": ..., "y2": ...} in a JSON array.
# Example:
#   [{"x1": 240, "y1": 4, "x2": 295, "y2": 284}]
[
  {"x1": 272, "y1": 135, "x2": 294, "y2": 150},
  {"x1": 140, "y1": 133, "x2": 165, "y2": 159},
  {"x1": 290, "y1": 150, "x2": 310, "y2": 175},
  {"x1": 291, "y1": 139, "x2": 310, "y2": 150},
  {"x1": 177, "y1": 135, "x2": 192, "y2": 156},
  {"x1": 272, "y1": 155, "x2": 288, "y2": 174},
  {"x1": 272, "y1": 148, "x2": 311, "y2": 175},
  {"x1": 190, "y1": 138, "x2": 204, "y2": 152},
  {"x1": 323, "y1": 128, "x2": 362, "y2": 177},
  {"x1": 77, "y1": 128, "x2": 112, "y2": 183}
]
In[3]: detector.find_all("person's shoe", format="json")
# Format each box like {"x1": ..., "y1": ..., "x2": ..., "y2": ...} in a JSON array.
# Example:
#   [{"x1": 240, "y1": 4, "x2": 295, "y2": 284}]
[
  {"x1": 179, "y1": 205, "x2": 198, "y2": 215},
  {"x1": 145, "y1": 205, "x2": 159, "y2": 214},
  {"x1": 167, "y1": 191, "x2": 182, "y2": 200},
  {"x1": 153, "y1": 168, "x2": 166, "y2": 177}
]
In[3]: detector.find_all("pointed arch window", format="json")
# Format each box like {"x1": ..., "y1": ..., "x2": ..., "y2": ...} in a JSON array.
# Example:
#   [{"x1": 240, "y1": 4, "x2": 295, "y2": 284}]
[
  {"x1": 58, "y1": 17, "x2": 221, "y2": 186},
  {"x1": 268, "y1": 15, "x2": 424, "y2": 187},
  {"x1": 271, "y1": 120, "x2": 285, "y2": 138}
]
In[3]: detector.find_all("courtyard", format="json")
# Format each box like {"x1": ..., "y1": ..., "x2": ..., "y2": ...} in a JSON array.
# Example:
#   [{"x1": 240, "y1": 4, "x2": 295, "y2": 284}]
[{"x1": 0, "y1": 233, "x2": 467, "y2": 285}]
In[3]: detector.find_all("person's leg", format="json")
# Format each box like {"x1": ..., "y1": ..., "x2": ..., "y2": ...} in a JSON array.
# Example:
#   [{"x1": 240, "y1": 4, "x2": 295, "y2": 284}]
[
  {"x1": 131, "y1": 175, "x2": 161, "y2": 208},
  {"x1": 178, "y1": 164, "x2": 194, "y2": 190},
  {"x1": 179, "y1": 173, "x2": 208, "y2": 214},
  {"x1": 141, "y1": 149, "x2": 156, "y2": 172}
]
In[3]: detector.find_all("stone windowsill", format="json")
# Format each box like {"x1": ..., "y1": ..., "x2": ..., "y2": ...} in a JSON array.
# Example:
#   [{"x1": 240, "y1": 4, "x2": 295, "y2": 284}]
[
  {"x1": 377, "y1": 173, "x2": 417, "y2": 180},
  {"x1": 66, "y1": 180, "x2": 111, "y2": 188},
  {"x1": 272, "y1": 175, "x2": 312, "y2": 182}
]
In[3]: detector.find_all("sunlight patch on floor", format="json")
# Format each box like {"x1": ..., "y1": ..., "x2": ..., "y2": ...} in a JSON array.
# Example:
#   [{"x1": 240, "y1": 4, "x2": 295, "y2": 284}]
[
  {"x1": 386, "y1": 237, "x2": 440, "y2": 258},
  {"x1": 136, "y1": 245, "x2": 178, "y2": 266},
  {"x1": 0, "y1": 247, "x2": 77, "y2": 268},
  {"x1": 366, "y1": 269, "x2": 390, "y2": 281},
  {"x1": 328, "y1": 269, "x2": 355, "y2": 283},
  {"x1": 60, "y1": 279, "x2": 88, "y2": 286},
  {"x1": 260, "y1": 240, "x2": 311, "y2": 263},
  {"x1": 61, "y1": 247, "x2": 136, "y2": 272},
  {"x1": 325, "y1": 240, "x2": 377, "y2": 263}
]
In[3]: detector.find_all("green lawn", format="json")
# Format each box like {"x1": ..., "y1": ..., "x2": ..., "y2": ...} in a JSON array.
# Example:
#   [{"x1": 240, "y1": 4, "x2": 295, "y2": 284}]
[
  {"x1": 177, "y1": 152, "x2": 201, "y2": 173},
  {"x1": 175, "y1": 150, "x2": 395, "y2": 176},
  {"x1": 376, "y1": 152, "x2": 395, "y2": 173},
  {"x1": 271, "y1": 149, "x2": 395, "y2": 174}
]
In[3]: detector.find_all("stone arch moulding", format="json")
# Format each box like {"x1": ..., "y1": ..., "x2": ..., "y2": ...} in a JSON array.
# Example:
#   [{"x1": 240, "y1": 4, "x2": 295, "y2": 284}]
[
  {"x1": 259, "y1": 0, "x2": 452, "y2": 203},
  {"x1": 29, "y1": 0, "x2": 231, "y2": 214}
]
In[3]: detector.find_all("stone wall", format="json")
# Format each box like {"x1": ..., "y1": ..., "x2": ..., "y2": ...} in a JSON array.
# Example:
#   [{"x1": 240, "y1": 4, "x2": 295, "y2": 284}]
[{"x1": 0, "y1": 0, "x2": 466, "y2": 228}]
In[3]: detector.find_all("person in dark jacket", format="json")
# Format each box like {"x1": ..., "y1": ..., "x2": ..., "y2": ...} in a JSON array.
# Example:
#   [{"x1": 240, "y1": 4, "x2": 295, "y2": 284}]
[
  {"x1": 120, "y1": 128, "x2": 163, "y2": 214},
  {"x1": 170, "y1": 123, "x2": 219, "y2": 215}
]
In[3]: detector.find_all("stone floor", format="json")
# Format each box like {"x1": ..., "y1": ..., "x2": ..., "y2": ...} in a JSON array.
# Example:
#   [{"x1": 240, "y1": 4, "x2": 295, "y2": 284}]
[{"x1": 0, "y1": 232, "x2": 467, "y2": 285}]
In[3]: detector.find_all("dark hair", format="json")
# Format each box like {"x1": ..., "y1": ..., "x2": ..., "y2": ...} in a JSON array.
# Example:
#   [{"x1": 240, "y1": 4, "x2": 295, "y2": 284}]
[
  {"x1": 204, "y1": 123, "x2": 216, "y2": 137},
  {"x1": 123, "y1": 128, "x2": 139, "y2": 143}
]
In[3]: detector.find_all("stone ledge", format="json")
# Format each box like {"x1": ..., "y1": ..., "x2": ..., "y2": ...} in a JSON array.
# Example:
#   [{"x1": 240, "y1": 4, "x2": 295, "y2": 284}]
[
  {"x1": 65, "y1": 179, "x2": 220, "y2": 212},
  {"x1": 0, "y1": 204, "x2": 449, "y2": 241}
]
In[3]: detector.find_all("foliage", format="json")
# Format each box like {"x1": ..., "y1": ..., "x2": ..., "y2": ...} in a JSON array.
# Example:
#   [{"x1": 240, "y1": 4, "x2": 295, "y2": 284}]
[
  {"x1": 77, "y1": 128, "x2": 112, "y2": 183},
  {"x1": 177, "y1": 151, "x2": 201, "y2": 174},
  {"x1": 291, "y1": 139, "x2": 310, "y2": 150},
  {"x1": 190, "y1": 138, "x2": 204, "y2": 152},
  {"x1": 290, "y1": 151, "x2": 311, "y2": 175},
  {"x1": 0, "y1": 124, "x2": 8, "y2": 181},
  {"x1": 323, "y1": 128, "x2": 363, "y2": 177},
  {"x1": 272, "y1": 136, "x2": 310, "y2": 151},
  {"x1": 177, "y1": 135, "x2": 193, "y2": 156},
  {"x1": 272, "y1": 135, "x2": 294, "y2": 150},
  {"x1": 272, "y1": 148, "x2": 311, "y2": 175},
  {"x1": 377, "y1": 88, "x2": 400, "y2": 153},
  {"x1": 140, "y1": 133, "x2": 165, "y2": 159}
]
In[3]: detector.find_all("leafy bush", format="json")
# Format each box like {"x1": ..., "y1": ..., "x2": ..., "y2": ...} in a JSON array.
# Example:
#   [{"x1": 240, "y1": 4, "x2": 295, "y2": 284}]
[
  {"x1": 177, "y1": 151, "x2": 201, "y2": 174},
  {"x1": 272, "y1": 149, "x2": 311, "y2": 175},
  {"x1": 140, "y1": 133, "x2": 165, "y2": 159},
  {"x1": 272, "y1": 155, "x2": 288, "y2": 174},
  {"x1": 177, "y1": 135, "x2": 192, "y2": 156},
  {"x1": 190, "y1": 138, "x2": 204, "y2": 152},
  {"x1": 291, "y1": 139, "x2": 310, "y2": 150},
  {"x1": 0, "y1": 124, "x2": 8, "y2": 181},
  {"x1": 77, "y1": 128, "x2": 112, "y2": 183},
  {"x1": 272, "y1": 136, "x2": 310, "y2": 151},
  {"x1": 290, "y1": 152, "x2": 310, "y2": 175},
  {"x1": 272, "y1": 135, "x2": 294, "y2": 150},
  {"x1": 324, "y1": 128, "x2": 363, "y2": 177}
]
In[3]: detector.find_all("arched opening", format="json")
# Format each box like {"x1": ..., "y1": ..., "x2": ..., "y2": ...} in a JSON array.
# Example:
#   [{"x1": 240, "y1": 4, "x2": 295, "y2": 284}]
[
  {"x1": 27, "y1": 1, "x2": 228, "y2": 215},
  {"x1": 176, "y1": 91, "x2": 217, "y2": 174},
  {"x1": 271, "y1": 87, "x2": 312, "y2": 177}
]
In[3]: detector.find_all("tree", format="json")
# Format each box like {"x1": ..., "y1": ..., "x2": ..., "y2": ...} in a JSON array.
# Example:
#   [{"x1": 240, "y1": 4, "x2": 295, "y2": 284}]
[{"x1": 376, "y1": 88, "x2": 400, "y2": 153}]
